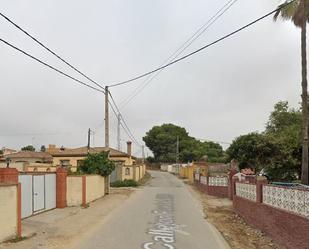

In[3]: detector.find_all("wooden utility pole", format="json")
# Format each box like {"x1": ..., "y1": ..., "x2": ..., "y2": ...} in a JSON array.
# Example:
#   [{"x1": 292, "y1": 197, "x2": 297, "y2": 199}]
[{"x1": 105, "y1": 86, "x2": 109, "y2": 148}]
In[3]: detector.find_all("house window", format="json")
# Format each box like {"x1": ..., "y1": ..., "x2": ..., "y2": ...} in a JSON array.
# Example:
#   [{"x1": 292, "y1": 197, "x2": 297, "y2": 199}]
[
  {"x1": 60, "y1": 160, "x2": 70, "y2": 167},
  {"x1": 125, "y1": 167, "x2": 130, "y2": 175}
]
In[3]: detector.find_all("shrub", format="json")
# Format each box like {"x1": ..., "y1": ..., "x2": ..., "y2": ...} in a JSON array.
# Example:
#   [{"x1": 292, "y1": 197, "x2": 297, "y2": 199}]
[
  {"x1": 79, "y1": 152, "x2": 115, "y2": 177},
  {"x1": 111, "y1": 179, "x2": 139, "y2": 187}
]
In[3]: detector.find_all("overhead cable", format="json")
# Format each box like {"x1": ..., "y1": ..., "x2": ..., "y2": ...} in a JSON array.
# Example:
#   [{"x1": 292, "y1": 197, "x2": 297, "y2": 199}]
[
  {"x1": 120, "y1": 0, "x2": 238, "y2": 108},
  {"x1": 108, "y1": 0, "x2": 296, "y2": 88},
  {"x1": 0, "y1": 12, "x2": 105, "y2": 91},
  {"x1": 0, "y1": 38, "x2": 104, "y2": 93}
]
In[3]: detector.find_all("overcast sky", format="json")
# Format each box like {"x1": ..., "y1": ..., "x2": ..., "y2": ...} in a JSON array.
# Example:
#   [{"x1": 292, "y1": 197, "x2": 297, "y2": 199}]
[{"x1": 0, "y1": 0, "x2": 304, "y2": 156}]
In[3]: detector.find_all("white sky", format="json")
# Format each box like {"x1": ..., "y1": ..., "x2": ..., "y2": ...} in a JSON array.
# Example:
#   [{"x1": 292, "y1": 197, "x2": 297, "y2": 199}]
[{"x1": 0, "y1": 0, "x2": 304, "y2": 156}]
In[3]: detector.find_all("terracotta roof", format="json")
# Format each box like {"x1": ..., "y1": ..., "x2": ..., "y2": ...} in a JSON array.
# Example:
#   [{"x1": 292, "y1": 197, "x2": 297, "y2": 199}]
[
  {"x1": 48, "y1": 146, "x2": 134, "y2": 159},
  {"x1": 5, "y1": 151, "x2": 53, "y2": 160}
]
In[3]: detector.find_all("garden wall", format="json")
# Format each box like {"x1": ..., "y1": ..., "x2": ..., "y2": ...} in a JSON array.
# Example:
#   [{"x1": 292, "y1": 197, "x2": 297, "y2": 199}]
[
  {"x1": 233, "y1": 180, "x2": 309, "y2": 249},
  {"x1": 66, "y1": 175, "x2": 105, "y2": 207},
  {"x1": 194, "y1": 174, "x2": 228, "y2": 198}
]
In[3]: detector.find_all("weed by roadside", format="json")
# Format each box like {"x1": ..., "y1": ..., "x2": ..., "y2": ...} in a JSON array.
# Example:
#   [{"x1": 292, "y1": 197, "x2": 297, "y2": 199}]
[{"x1": 139, "y1": 172, "x2": 152, "y2": 186}]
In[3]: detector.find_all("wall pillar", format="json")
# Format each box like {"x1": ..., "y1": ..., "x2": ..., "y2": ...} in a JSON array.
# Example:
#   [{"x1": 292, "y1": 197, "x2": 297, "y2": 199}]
[
  {"x1": 0, "y1": 168, "x2": 19, "y2": 184},
  {"x1": 256, "y1": 177, "x2": 268, "y2": 203},
  {"x1": 56, "y1": 168, "x2": 67, "y2": 208},
  {"x1": 232, "y1": 176, "x2": 238, "y2": 208},
  {"x1": 17, "y1": 183, "x2": 21, "y2": 238},
  {"x1": 228, "y1": 169, "x2": 238, "y2": 200}
]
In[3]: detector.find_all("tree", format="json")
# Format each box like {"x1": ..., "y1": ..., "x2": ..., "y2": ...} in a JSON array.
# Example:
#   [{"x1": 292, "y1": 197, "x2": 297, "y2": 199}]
[
  {"x1": 21, "y1": 145, "x2": 35, "y2": 151},
  {"x1": 226, "y1": 133, "x2": 276, "y2": 171},
  {"x1": 0, "y1": 150, "x2": 3, "y2": 155},
  {"x1": 274, "y1": 0, "x2": 309, "y2": 184},
  {"x1": 79, "y1": 152, "x2": 115, "y2": 177},
  {"x1": 143, "y1": 123, "x2": 224, "y2": 163},
  {"x1": 143, "y1": 124, "x2": 190, "y2": 162},
  {"x1": 40, "y1": 145, "x2": 46, "y2": 152},
  {"x1": 227, "y1": 101, "x2": 302, "y2": 181}
]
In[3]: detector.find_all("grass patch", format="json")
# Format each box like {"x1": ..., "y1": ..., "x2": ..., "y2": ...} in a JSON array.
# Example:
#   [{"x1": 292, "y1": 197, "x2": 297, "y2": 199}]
[
  {"x1": 3, "y1": 233, "x2": 36, "y2": 244},
  {"x1": 111, "y1": 179, "x2": 139, "y2": 187}
]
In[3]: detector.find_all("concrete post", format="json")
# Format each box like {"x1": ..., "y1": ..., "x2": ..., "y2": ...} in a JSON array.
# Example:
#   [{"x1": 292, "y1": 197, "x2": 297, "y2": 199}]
[{"x1": 56, "y1": 168, "x2": 67, "y2": 208}]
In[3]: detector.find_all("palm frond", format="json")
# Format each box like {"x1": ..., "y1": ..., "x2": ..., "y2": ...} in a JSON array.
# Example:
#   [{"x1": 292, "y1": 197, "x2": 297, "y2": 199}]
[
  {"x1": 273, "y1": 0, "x2": 309, "y2": 27},
  {"x1": 273, "y1": 0, "x2": 299, "y2": 22}
]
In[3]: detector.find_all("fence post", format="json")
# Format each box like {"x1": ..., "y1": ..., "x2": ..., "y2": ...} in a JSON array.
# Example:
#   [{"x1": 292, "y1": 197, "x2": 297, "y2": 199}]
[{"x1": 56, "y1": 168, "x2": 67, "y2": 208}]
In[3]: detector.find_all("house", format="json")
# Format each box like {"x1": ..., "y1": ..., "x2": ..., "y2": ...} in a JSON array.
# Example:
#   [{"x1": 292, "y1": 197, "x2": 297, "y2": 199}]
[
  {"x1": 179, "y1": 160, "x2": 230, "y2": 183},
  {"x1": 1, "y1": 147, "x2": 17, "y2": 155},
  {"x1": 47, "y1": 142, "x2": 146, "y2": 182},
  {"x1": 4, "y1": 151, "x2": 53, "y2": 164},
  {"x1": 46, "y1": 143, "x2": 135, "y2": 169},
  {"x1": 0, "y1": 151, "x2": 54, "y2": 172}
]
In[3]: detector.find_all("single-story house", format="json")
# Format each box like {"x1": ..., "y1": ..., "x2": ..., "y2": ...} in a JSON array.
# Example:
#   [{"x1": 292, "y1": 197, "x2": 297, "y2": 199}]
[{"x1": 47, "y1": 142, "x2": 146, "y2": 182}]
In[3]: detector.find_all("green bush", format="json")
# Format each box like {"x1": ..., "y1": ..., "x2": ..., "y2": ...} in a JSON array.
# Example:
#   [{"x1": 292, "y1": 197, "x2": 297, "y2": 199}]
[
  {"x1": 79, "y1": 152, "x2": 115, "y2": 177},
  {"x1": 111, "y1": 179, "x2": 139, "y2": 187}
]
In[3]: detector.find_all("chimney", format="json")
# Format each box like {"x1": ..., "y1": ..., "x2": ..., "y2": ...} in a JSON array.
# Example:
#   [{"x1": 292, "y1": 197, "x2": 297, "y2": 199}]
[{"x1": 127, "y1": 141, "x2": 132, "y2": 157}]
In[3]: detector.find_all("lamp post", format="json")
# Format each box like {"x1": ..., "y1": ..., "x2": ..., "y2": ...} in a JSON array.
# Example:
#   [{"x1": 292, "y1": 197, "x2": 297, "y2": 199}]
[{"x1": 6, "y1": 157, "x2": 11, "y2": 168}]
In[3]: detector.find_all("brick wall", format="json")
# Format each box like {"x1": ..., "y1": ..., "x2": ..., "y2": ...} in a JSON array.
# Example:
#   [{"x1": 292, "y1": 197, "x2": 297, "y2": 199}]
[
  {"x1": 234, "y1": 196, "x2": 309, "y2": 249},
  {"x1": 194, "y1": 178, "x2": 228, "y2": 198},
  {"x1": 233, "y1": 179, "x2": 309, "y2": 249}
]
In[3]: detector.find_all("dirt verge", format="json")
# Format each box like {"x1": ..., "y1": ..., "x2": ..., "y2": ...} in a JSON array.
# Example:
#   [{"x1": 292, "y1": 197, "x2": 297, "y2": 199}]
[
  {"x1": 1, "y1": 188, "x2": 134, "y2": 249},
  {"x1": 187, "y1": 183, "x2": 285, "y2": 249}
]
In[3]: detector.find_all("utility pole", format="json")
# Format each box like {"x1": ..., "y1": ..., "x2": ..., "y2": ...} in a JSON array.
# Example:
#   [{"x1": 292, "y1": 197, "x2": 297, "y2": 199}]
[
  {"x1": 117, "y1": 113, "x2": 121, "y2": 151},
  {"x1": 176, "y1": 136, "x2": 179, "y2": 163},
  {"x1": 142, "y1": 145, "x2": 145, "y2": 163},
  {"x1": 176, "y1": 136, "x2": 179, "y2": 175},
  {"x1": 87, "y1": 128, "x2": 91, "y2": 152},
  {"x1": 105, "y1": 86, "x2": 109, "y2": 148}
]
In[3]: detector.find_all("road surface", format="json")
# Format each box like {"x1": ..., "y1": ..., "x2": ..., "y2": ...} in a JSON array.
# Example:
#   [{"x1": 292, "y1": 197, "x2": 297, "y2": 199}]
[{"x1": 74, "y1": 171, "x2": 230, "y2": 249}]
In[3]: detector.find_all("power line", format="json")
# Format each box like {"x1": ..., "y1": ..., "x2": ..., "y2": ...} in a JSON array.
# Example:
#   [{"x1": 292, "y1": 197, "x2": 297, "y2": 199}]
[
  {"x1": 0, "y1": 12, "x2": 106, "y2": 92},
  {"x1": 119, "y1": 0, "x2": 238, "y2": 108},
  {"x1": 108, "y1": 0, "x2": 295, "y2": 88},
  {"x1": 0, "y1": 38, "x2": 104, "y2": 93},
  {"x1": 0, "y1": 14, "x2": 142, "y2": 148},
  {"x1": 108, "y1": 91, "x2": 141, "y2": 147}
]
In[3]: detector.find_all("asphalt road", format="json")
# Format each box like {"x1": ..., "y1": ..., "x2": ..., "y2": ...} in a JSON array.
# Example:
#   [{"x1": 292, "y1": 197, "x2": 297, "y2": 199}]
[{"x1": 74, "y1": 171, "x2": 230, "y2": 249}]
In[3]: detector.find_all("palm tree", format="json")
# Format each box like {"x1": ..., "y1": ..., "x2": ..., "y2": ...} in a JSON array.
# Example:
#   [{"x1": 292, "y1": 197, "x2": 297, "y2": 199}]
[{"x1": 274, "y1": 0, "x2": 309, "y2": 184}]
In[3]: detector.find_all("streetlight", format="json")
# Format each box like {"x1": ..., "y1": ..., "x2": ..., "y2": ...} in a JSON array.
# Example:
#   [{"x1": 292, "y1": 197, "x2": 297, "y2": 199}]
[{"x1": 6, "y1": 157, "x2": 11, "y2": 168}]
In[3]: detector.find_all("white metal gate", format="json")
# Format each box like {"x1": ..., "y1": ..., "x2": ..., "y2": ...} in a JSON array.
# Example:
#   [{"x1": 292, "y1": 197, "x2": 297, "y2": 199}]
[
  {"x1": 19, "y1": 173, "x2": 56, "y2": 219},
  {"x1": 33, "y1": 175, "x2": 45, "y2": 212}
]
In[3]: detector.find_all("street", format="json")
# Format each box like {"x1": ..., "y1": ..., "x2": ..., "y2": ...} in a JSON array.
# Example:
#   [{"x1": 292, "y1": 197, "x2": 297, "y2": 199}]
[{"x1": 74, "y1": 171, "x2": 230, "y2": 249}]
